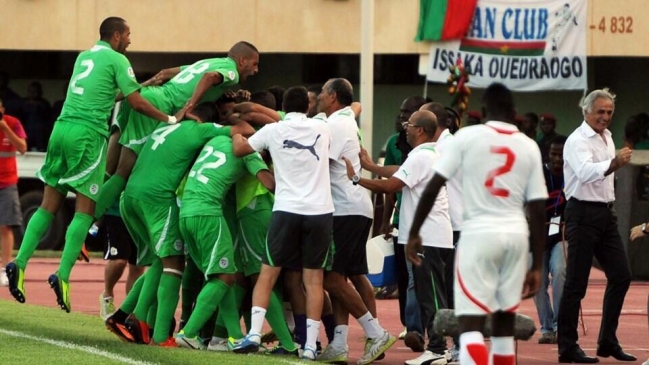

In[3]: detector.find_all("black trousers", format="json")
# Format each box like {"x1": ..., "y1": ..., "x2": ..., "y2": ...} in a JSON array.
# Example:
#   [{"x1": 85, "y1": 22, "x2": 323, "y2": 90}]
[
  {"x1": 413, "y1": 246, "x2": 448, "y2": 353},
  {"x1": 557, "y1": 200, "x2": 632, "y2": 356},
  {"x1": 394, "y1": 235, "x2": 408, "y2": 327}
]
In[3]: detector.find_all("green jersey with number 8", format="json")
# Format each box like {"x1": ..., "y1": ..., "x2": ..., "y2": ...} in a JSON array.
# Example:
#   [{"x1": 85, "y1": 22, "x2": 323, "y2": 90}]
[
  {"x1": 58, "y1": 40, "x2": 141, "y2": 138},
  {"x1": 181, "y1": 136, "x2": 268, "y2": 218},
  {"x1": 124, "y1": 121, "x2": 231, "y2": 204},
  {"x1": 162, "y1": 57, "x2": 239, "y2": 113}
]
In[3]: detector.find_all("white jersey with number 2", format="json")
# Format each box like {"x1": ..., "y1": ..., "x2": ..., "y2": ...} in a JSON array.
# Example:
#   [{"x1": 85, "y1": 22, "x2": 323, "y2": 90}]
[{"x1": 434, "y1": 121, "x2": 548, "y2": 234}]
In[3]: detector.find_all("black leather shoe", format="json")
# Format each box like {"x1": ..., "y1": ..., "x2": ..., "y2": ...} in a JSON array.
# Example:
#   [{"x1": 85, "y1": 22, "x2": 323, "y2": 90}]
[
  {"x1": 596, "y1": 346, "x2": 637, "y2": 361},
  {"x1": 559, "y1": 347, "x2": 599, "y2": 363}
]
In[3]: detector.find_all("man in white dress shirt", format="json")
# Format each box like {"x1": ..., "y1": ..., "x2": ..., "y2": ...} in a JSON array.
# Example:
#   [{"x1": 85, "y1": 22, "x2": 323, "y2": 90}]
[{"x1": 557, "y1": 88, "x2": 636, "y2": 363}]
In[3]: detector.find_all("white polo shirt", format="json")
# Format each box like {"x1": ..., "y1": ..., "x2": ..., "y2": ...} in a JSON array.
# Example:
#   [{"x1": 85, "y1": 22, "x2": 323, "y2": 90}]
[
  {"x1": 434, "y1": 121, "x2": 548, "y2": 234},
  {"x1": 248, "y1": 112, "x2": 334, "y2": 215},
  {"x1": 327, "y1": 106, "x2": 373, "y2": 218},
  {"x1": 563, "y1": 121, "x2": 616, "y2": 202},
  {"x1": 435, "y1": 128, "x2": 464, "y2": 231},
  {"x1": 394, "y1": 142, "x2": 453, "y2": 248}
]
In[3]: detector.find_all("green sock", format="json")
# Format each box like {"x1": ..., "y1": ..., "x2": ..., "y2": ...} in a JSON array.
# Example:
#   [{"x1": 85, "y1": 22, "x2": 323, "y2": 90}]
[
  {"x1": 230, "y1": 284, "x2": 250, "y2": 332},
  {"x1": 218, "y1": 286, "x2": 244, "y2": 339},
  {"x1": 181, "y1": 258, "x2": 203, "y2": 323},
  {"x1": 57, "y1": 213, "x2": 94, "y2": 282},
  {"x1": 120, "y1": 274, "x2": 145, "y2": 314},
  {"x1": 182, "y1": 279, "x2": 228, "y2": 338},
  {"x1": 147, "y1": 301, "x2": 158, "y2": 328},
  {"x1": 133, "y1": 259, "x2": 162, "y2": 321},
  {"x1": 267, "y1": 288, "x2": 296, "y2": 351},
  {"x1": 94, "y1": 174, "x2": 126, "y2": 220},
  {"x1": 152, "y1": 273, "x2": 182, "y2": 344},
  {"x1": 212, "y1": 323, "x2": 228, "y2": 339},
  {"x1": 15, "y1": 208, "x2": 54, "y2": 269}
]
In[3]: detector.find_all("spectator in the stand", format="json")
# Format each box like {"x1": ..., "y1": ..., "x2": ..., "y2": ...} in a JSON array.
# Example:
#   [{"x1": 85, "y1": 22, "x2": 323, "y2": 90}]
[
  {"x1": 521, "y1": 112, "x2": 539, "y2": 139},
  {"x1": 537, "y1": 113, "x2": 563, "y2": 163},
  {"x1": 267, "y1": 85, "x2": 285, "y2": 111},
  {"x1": 0, "y1": 98, "x2": 27, "y2": 287},
  {"x1": 0, "y1": 72, "x2": 24, "y2": 121},
  {"x1": 23, "y1": 81, "x2": 52, "y2": 151},
  {"x1": 623, "y1": 112, "x2": 649, "y2": 150},
  {"x1": 534, "y1": 135, "x2": 567, "y2": 345}
]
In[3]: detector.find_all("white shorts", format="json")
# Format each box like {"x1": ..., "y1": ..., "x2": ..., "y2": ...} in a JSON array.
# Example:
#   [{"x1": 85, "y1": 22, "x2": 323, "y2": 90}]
[{"x1": 454, "y1": 231, "x2": 528, "y2": 316}]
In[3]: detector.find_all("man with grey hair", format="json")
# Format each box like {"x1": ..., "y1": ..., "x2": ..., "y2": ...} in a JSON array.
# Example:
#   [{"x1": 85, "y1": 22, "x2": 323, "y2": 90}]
[{"x1": 557, "y1": 88, "x2": 635, "y2": 363}]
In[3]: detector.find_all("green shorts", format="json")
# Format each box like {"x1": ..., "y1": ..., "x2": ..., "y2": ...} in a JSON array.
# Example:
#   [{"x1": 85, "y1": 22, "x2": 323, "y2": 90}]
[
  {"x1": 180, "y1": 216, "x2": 237, "y2": 279},
  {"x1": 118, "y1": 87, "x2": 172, "y2": 155},
  {"x1": 120, "y1": 195, "x2": 184, "y2": 263},
  {"x1": 237, "y1": 195, "x2": 273, "y2": 277},
  {"x1": 223, "y1": 189, "x2": 243, "y2": 273},
  {"x1": 37, "y1": 122, "x2": 107, "y2": 202}
]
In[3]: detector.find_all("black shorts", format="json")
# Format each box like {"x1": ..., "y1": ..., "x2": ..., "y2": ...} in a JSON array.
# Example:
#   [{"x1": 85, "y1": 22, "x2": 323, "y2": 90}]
[
  {"x1": 331, "y1": 215, "x2": 372, "y2": 276},
  {"x1": 264, "y1": 211, "x2": 333, "y2": 270},
  {"x1": 103, "y1": 215, "x2": 138, "y2": 265}
]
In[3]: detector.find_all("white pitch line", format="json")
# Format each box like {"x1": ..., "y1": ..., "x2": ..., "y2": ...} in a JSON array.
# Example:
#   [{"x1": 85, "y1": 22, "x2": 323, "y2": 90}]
[{"x1": 0, "y1": 328, "x2": 158, "y2": 365}]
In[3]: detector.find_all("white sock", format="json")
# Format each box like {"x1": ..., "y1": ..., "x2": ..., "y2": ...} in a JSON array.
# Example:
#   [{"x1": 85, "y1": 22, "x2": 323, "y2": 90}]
[
  {"x1": 490, "y1": 336, "x2": 515, "y2": 364},
  {"x1": 357, "y1": 312, "x2": 383, "y2": 339},
  {"x1": 283, "y1": 302, "x2": 295, "y2": 332},
  {"x1": 330, "y1": 325, "x2": 348, "y2": 349},
  {"x1": 306, "y1": 318, "x2": 321, "y2": 350},
  {"x1": 250, "y1": 306, "x2": 267, "y2": 335}
]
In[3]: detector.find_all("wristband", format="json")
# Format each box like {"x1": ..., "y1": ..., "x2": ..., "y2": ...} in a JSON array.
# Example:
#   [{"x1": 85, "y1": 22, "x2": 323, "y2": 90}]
[{"x1": 167, "y1": 115, "x2": 177, "y2": 125}]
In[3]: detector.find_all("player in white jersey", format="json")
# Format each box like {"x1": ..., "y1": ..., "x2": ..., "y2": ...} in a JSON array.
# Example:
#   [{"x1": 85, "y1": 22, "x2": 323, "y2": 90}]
[{"x1": 407, "y1": 83, "x2": 548, "y2": 365}]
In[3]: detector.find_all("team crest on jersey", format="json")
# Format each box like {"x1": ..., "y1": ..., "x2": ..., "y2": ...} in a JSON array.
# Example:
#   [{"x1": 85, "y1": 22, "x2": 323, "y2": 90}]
[
  {"x1": 89, "y1": 184, "x2": 99, "y2": 195},
  {"x1": 228, "y1": 71, "x2": 236, "y2": 81},
  {"x1": 127, "y1": 67, "x2": 135, "y2": 77},
  {"x1": 174, "y1": 239, "x2": 183, "y2": 252},
  {"x1": 219, "y1": 258, "x2": 229, "y2": 269}
]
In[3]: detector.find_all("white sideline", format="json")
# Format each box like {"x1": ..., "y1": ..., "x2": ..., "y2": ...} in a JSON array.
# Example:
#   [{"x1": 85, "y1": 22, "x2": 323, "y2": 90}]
[{"x1": 0, "y1": 328, "x2": 158, "y2": 365}]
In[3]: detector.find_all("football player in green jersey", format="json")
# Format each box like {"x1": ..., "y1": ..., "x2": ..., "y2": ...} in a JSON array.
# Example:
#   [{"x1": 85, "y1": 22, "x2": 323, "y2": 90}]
[
  {"x1": 6, "y1": 17, "x2": 177, "y2": 312},
  {"x1": 175, "y1": 135, "x2": 275, "y2": 350},
  {"x1": 105, "y1": 103, "x2": 254, "y2": 346},
  {"x1": 93, "y1": 42, "x2": 260, "y2": 221}
]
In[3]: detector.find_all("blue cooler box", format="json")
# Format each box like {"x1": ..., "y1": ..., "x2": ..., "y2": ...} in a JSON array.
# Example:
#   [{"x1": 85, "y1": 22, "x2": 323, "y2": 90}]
[{"x1": 366, "y1": 233, "x2": 397, "y2": 287}]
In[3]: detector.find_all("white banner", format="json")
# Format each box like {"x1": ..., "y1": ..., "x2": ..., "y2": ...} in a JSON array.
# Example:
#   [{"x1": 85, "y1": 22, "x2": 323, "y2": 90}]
[{"x1": 426, "y1": 0, "x2": 587, "y2": 91}]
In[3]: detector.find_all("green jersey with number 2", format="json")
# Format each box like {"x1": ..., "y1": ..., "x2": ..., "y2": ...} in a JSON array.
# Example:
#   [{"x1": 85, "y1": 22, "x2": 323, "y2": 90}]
[
  {"x1": 57, "y1": 40, "x2": 141, "y2": 137},
  {"x1": 162, "y1": 58, "x2": 239, "y2": 113},
  {"x1": 125, "y1": 121, "x2": 231, "y2": 204},
  {"x1": 181, "y1": 135, "x2": 268, "y2": 218}
]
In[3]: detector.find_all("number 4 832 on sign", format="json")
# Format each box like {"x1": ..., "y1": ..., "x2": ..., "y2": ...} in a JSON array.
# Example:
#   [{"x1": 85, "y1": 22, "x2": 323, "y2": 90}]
[{"x1": 593, "y1": 16, "x2": 633, "y2": 34}]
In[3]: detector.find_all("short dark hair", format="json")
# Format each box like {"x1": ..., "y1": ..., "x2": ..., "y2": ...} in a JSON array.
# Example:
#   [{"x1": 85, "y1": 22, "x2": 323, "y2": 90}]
[
  {"x1": 192, "y1": 102, "x2": 219, "y2": 123},
  {"x1": 228, "y1": 41, "x2": 259, "y2": 59},
  {"x1": 99, "y1": 17, "x2": 127, "y2": 40},
  {"x1": 215, "y1": 93, "x2": 236, "y2": 106},
  {"x1": 250, "y1": 91, "x2": 276, "y2": 110},
  {"x1": 524, "y1": 112, "x2": 539, "y2": 126},
  {"x1": 326, "y1": 78, "x2": 353, "y2": 106},
  {"x1": 282, "y1": 86, "x2": 309, "y2": 114},
  {"x1": 482, "y1": 83, "x2": 515, "y2": 121},
  {"x1": 307, "y1": 85, "x2": 321, "y2": 94},
  {"x1": 549, "y1": 135, "x2": 568, "y2": 146},
  {"x1": 420, "y1": 102, "x2": 447, "y2": 126}
]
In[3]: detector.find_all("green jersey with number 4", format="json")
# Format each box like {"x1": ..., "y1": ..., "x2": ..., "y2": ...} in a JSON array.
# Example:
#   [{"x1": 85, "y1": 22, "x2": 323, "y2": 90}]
[
  {"x1": 57, "y1": 40, "x2": 141, "y2": 138},
  {"x1": 124, "y1": 121, "x2": 231, "y2": 204},
  {"x1": 181, "y1": 136, "x2": 268, "y2": 218},
  {"x1": 162, "y1": 58, "x2": 239, "y2": 113}
]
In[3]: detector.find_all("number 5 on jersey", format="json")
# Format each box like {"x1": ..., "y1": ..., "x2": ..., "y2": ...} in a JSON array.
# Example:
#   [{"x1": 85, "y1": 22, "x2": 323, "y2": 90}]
[{"x1": 485, "y1": 146, "x2": 516, "y2": 197}]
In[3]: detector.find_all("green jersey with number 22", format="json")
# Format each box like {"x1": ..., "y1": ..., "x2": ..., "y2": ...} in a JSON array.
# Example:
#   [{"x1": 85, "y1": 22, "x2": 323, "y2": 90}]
[
  {"x1": 58, "y1": 40, "x2": 141, "y2": 137},
  {"x1": 181, "y1": 135, "x2": 268, "y2": 218}
]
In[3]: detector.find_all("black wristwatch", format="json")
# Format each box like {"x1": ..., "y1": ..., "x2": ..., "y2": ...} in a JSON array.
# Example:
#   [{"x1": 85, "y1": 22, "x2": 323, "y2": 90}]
[
  {"x1": 642, "y1": 223, "x2": 649, "y2": 234},
  {"x1": 352, "y1": 175, "x2": 360, "y2": 185}
]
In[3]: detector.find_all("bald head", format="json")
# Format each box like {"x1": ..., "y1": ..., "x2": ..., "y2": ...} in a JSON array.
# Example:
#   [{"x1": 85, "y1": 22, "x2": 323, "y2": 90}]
[{"x1": 410, "y1": 110, "x2": 438, "y2": 138}]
